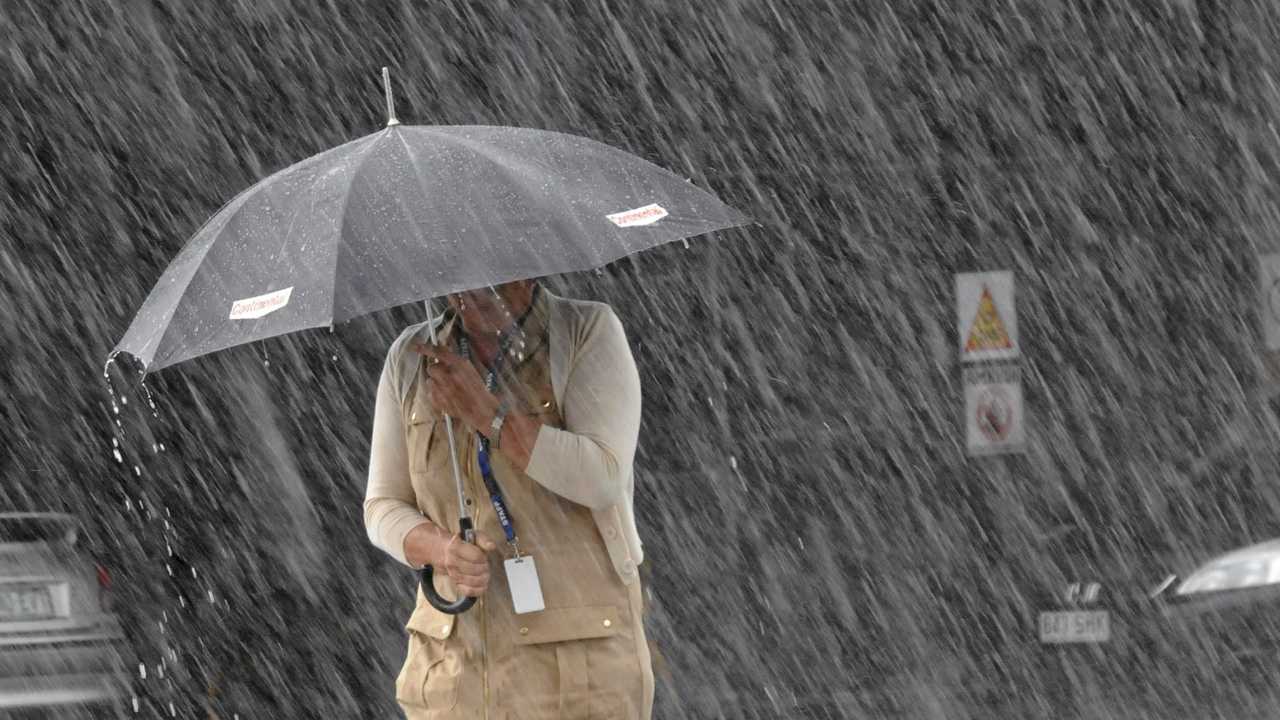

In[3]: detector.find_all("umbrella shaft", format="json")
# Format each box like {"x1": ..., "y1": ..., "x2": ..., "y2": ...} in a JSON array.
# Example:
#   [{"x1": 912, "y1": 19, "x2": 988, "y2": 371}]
[
  {"x1": 442, "y1": 413, "x2": 469, "y2": 521},
  {"x1": 426, "y1": 299, "x2": 471, "y2": 523}
]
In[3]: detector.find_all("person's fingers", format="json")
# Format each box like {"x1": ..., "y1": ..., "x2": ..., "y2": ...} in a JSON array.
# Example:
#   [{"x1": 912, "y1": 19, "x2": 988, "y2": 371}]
[
  {"x1": 452, "y1": 543, "x2": 490, "y2": 566},
  {"x1": 473, "y1": 532, "x2": 499, "y2": 553},
  {"x1": 442, "y1": 534, "x2": 457, "y2": 572},
  {"x1": 449, "y1": 559, "x2": 488, "y2": 576},
  {"x1": 426, "y1": 366, "x2": 459, "y2": 396},
  {"x1": 444, "y1": 534, "x2": 482, "y2": 566},
  {"x1": 419, "y1": 343, "x2": 464, "y2": 368},
  {"x1": 427, "y1": 383, "x2": 459, "y2": 417},
  {"x1": 450, "y1": 567, "x2": 490, "y2": 592},
  {"x1": 449, "y1": 569, "x2": 489, "y2": 588},
  {"x1": 447, "y1": 539, "x2": 488, "y2": 561},
  {"x1": 456, "y1": 582, "x2": 488, "y2": 598},
  {"x1": 447, "y1": 555, "x2": 488, "y2": 576}
]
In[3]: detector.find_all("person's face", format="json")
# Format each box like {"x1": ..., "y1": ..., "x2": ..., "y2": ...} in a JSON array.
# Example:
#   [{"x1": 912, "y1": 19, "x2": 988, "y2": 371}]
[{"x1": 447, "y1": 281, "x2": 534, "y2": 336}]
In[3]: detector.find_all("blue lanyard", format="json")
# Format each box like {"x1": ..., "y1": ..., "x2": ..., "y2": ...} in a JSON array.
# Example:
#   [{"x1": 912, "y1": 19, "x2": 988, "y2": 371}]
[{"x1": 457, "y1": 332, "x2": 519, "y2": 550}]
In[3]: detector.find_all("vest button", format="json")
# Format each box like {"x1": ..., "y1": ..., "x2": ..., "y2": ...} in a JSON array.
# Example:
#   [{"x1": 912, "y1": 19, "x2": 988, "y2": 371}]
[
  {"x1": 605, "y1": 526, "x2": 617, "y2": 539},
  {"x1": 411, "y1": 412, "x2": 418, "y2": 422},
  {"x1": 622, "y1": 560, "x2": 635, "y2": 574},
  {"x1": 602, "y1": 619, "x2": 612, "y2": 628},
  {"x1": 438, "y1": 625, "x2": 449, "y2": 637},
  {"x1": 519, "y1": 627, "x2": 529, "y2": 635}
]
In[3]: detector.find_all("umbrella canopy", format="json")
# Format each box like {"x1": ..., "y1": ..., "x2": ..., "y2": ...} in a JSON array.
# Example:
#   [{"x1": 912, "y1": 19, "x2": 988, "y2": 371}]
[{"x1": 109, "y1": 123, "x2": 749, "y2": 374}]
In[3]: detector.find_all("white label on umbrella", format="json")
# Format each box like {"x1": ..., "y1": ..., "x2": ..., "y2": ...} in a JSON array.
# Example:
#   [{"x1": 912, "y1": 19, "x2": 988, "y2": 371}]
[
  {"x1": 607, "y1": 203, "x2": 668, "y2": 227},
  {"x1": 229, "y1": 286, "x2": 293, "y2": 320}
]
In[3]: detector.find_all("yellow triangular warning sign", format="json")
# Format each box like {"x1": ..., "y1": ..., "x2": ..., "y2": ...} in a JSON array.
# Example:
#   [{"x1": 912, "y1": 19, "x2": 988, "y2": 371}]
[{"x1": 964, "y1": 285, "x2": 1013, "y2": 352}]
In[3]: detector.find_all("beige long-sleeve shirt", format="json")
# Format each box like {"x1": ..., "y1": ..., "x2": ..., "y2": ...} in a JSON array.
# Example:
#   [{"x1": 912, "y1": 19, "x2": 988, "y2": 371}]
[{"x1": 363, "y1": 287, "x2": 646, "y2": 583}]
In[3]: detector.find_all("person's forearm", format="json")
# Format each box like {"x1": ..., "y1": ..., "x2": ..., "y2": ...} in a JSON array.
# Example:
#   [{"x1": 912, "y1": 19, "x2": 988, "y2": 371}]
[
  {"x1": 522, "y1": 426, "x2": 629, "y2": 509},
  {"x1": 470, "y1": 393, "x2": 630, "y2": 509},
  {"x1": 364, "y1": 498, "x2": 433, "y2": 567}
]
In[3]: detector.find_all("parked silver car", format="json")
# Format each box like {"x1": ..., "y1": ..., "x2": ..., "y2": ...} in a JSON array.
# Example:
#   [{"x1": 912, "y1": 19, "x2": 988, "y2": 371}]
[{"x1": 0, "y1": 512, "x2": 128, "y2": 715}]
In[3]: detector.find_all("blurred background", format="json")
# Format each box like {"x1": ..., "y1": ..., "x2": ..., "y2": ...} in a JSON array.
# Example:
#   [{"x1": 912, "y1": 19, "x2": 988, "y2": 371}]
[{"x1": 5, "y1": 0, "x2": 1280, "y2": 717}]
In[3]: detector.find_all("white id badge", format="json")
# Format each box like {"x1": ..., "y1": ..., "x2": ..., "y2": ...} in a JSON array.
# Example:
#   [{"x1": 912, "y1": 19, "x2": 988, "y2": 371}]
[{"x1": 505, "y1": 556, "x2": 546, "y2": 615}]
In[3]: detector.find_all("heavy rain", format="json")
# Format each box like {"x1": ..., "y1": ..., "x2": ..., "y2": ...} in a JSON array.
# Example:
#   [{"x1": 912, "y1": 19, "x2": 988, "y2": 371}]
[{"x1": 5, "y1": 1, "x2": 1280, "y2": 718}]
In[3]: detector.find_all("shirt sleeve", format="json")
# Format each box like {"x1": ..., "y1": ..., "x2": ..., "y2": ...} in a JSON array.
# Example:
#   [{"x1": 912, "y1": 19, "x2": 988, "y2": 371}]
[
  {"x1": 524, "y1": 306, "x2": 641, "y2": 510},
  {"x1": 363, "y1": 335, "x2": 431, "y2": 567}
]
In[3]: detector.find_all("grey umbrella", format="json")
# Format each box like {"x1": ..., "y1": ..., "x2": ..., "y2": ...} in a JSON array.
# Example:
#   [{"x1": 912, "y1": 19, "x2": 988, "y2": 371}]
[
  {"x1": 109, "y1": 75, "x2": 747, "y2": 375},
  {"x1": 108, "y1": 68, "x2": 750, "y2": 613}
]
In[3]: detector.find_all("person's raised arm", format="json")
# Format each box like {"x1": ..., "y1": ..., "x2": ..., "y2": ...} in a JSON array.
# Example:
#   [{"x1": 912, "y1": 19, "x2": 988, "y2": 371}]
[{"x1": 485, "y1": 307, "x2": 640, "y2": 510}]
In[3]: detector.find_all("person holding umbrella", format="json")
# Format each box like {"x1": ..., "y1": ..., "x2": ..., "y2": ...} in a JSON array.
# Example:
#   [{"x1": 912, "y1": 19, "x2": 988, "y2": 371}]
[
  {"x1": 109, "y1": 70, "x2": 747, "y2": 719},
  {"x1": 364, "y1": 277, "x2": 654, "y2": 718}
]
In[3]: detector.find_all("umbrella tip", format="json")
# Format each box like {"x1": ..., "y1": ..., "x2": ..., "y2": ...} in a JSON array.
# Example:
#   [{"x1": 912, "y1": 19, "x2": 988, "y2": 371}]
[{"x1": 382, "y1": 66, "x2": 401, "y2": 127}]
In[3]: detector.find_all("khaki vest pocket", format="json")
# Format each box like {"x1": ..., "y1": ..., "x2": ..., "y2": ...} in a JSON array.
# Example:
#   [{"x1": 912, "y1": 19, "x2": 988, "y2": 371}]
[
  {"x1": 512, "y1": 605, "x2": 620, "y2": 645},
  {"x1": 406, "y1": 592, "x2": 457, "y2": 641},
  {"x1": 394, "y1": 630, "x2": 458, "y2": 712},
  {"x1": 507, "y1": 606, "x2": 624, "y2": 720},
  {"x1": 406, "y1": 391, "x2": 444, "y2": 477}
]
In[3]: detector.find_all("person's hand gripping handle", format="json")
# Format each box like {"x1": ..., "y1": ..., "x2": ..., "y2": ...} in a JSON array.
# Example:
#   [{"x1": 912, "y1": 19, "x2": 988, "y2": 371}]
[
  {"x1": 418, "y1": 521, "x2": 500, "y2": 614},
  {"x1": 420, "y1": 519, "x2": 478, "y2": 614}
]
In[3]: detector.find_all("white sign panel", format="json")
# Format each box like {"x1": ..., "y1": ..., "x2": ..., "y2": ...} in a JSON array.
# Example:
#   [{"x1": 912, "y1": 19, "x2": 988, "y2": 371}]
[
  {"x1": 964, "y1": 365, "x2": 1025, "y2": 456},
  {"x1": 956, "y1": 271, "x2": 1018, "y2": 362},
  {"x1": 1260, "y1": 253, "x2": 1280, "y2": 351},
  {"x1": 1039, "y1": 610, "x2": 1110, "y2": 644}
]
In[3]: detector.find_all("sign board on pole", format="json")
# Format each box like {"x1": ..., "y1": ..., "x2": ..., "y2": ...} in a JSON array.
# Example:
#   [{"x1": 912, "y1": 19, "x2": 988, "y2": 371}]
[
  {"x1": 964, "y1": 364, "x2": 1025, "y2": 456},
  {"x1": 956, "y1": 271, "x2": 1018, "y2": 362}
]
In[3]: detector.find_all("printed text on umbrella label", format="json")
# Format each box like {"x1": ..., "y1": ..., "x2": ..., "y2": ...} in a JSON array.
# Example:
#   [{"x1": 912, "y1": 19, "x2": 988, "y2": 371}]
[
  {"x1": 607, "y1": 203, "x2": 668, "y2": 227},
  {"x1": 229, "y1": 286, "x2": 294, "y2": 320}
]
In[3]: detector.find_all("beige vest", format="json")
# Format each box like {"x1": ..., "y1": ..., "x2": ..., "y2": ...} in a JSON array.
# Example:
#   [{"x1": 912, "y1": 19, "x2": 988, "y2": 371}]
[
  {"x1": 392, "y1": 289, "x2": 644, "y2": 584},
  {"x1": 394, "y1": 312, "x2": 653, "y2": 718}
]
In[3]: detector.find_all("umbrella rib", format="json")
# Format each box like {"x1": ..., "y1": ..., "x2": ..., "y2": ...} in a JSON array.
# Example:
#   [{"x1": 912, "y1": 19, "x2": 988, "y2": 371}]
[
  {"x1": 392, "y1": 131, "x2": 451, "y2": 295},
  {"x1": 277, "y1": 134, "x2": 387, "y2": 263},
  {"x1": 328, "y1": 133, "x2": 386, "y2": 324},
  {"x1": 270, "y1": 174, "x2": 322, "y2": 265}
]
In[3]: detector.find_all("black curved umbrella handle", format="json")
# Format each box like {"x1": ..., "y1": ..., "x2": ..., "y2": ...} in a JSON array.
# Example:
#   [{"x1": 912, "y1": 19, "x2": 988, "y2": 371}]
[{"x1": 419, "y1": 519, "x2": 477, "y2": 615}]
